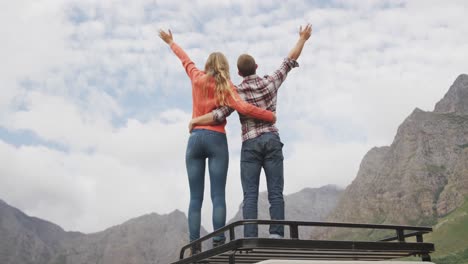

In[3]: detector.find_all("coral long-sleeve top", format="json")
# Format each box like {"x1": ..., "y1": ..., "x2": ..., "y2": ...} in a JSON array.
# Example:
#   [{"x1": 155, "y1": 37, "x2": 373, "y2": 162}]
[{"x1": 170, "y1": 42, "x2": 274, "y2": 134}]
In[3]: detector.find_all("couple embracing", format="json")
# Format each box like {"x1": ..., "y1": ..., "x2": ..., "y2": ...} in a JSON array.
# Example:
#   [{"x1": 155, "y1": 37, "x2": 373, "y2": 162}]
[{"x1": 159, "y1": 24, "x2": 312, "y2": 255}]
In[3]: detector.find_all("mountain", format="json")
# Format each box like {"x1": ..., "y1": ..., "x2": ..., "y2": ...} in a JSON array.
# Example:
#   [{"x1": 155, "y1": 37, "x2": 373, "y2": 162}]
[
  {"x1": 0, "y1": 199, "x2": 196, "y2": 264},
  {"x1": 55, "y1": 210, "x2": 191, "y2": 264},
  {"x1": 0, "y1": 185, "x2": 341, "y2": 264},
  {"x1": 228, "y1": 185, "x2": 343, "y2": 238},
  {"x1": 434, "y1": 74, "x2": 468, "y2": 115},
  {"x1": 0, "y1": 199, "x2": 79, "y2": 264},
  {"x1": 324, "y1": 74, "x2": 468, "y2": 231}
]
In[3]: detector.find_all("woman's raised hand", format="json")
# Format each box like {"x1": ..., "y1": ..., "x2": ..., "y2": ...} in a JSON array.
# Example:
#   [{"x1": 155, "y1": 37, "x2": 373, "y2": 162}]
[{"x1": 158, "y1": 29, "x2": 173, "y2": 45}]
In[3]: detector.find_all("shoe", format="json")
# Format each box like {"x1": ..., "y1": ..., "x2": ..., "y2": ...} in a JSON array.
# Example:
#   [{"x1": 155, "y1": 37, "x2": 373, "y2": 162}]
[
  {"x1": 212, "y1": 238, "x2": 226, "y2": 248},
  {"x1": 269, "y1": 234, "x2": 283, "y2": 239},
  {"x1": 190, "y1": 244, "x2": 201, "y2": 256}
]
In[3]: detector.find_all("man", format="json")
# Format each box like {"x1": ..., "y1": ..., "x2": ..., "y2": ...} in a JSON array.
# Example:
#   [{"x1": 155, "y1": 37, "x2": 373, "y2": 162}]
[{"x1": 190, "y1": 24, "x2": 312, "y2": 238}]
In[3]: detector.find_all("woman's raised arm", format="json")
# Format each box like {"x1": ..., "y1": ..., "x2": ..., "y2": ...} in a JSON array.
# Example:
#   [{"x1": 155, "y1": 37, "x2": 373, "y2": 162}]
[{"x1": 158, "y1": 29, "x2": 204, "y2": 80}]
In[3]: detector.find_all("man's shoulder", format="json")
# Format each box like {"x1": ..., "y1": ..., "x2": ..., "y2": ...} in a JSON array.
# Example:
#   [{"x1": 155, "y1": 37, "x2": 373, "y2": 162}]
[{"x1": 237, "y1": 75, "x2": 269, "y2": 89}]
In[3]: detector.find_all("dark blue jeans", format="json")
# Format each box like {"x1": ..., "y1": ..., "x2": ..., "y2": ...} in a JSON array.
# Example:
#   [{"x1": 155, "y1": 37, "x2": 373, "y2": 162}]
[
  {"x1": 186, "y1": 129, "x2": 228, "y2": 243},
  {"x1": 241, "y1": 132, "x2": 285, "y2": 237}
]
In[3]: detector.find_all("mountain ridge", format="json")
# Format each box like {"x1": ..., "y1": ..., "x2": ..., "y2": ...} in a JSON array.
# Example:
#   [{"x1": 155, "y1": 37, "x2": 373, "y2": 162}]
[
  {"x1": 434, "y1": 74, "x2": 468, "y2": 115},
  {"x1": 321, "y1": 74, "x2": 468, "y2": 240},
  {"x1": 0, "y1": 185, "x2": 342, "y2": 264}
]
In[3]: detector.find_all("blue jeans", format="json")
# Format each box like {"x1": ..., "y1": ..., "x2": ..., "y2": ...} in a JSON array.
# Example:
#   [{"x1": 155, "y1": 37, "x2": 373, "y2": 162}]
[
  {"x1": 241, "y1": 132, "x2": 285, "y2": 237},
  {"x1": 186, "y1": 129, "x2": 228, "y2": 243}
]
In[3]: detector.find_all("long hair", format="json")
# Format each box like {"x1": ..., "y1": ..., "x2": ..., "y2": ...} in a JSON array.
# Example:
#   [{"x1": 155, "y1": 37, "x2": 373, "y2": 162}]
[{"x1": 204, "y1": 52, "x2": 235, "y2": 106}]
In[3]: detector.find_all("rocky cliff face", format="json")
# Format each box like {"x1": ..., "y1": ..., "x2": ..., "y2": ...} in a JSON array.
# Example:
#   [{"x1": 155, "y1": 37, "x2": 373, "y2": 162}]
[
  {"x1": 324, "y1": 74, "x2": 468, "y2": 232},
  {"x1": 434, "y1": 74, "x2": 468, "y2": 115},
  {"x1": 0, "y1": 199, "x2": 76, "y2": 264}
]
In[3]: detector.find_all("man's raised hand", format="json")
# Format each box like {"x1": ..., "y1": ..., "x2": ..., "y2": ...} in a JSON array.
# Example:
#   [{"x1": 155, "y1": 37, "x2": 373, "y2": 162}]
[
  {"x1": 287, "y1": 24, "x2": 312, "y2": 60},
  {"x1": 158, "y1": 29, "x2": 173, "y2": 45},
  {"x1": 299, "y1": 24, "x2": 312, "y2": 41}
]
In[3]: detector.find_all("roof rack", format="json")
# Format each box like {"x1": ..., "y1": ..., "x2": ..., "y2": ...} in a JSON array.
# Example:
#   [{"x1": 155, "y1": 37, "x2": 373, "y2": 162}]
[{"x1": 170, "y1": 220, "x2": 434, "y2": 264}]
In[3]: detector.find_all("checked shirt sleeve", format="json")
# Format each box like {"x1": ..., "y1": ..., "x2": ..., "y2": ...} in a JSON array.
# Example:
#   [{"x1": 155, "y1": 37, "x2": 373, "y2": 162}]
[
  {"x1": 212, "y1": 106, "x2": 235, "y2": 123},
  {"x1": 265, "y1": 58, "x2": 299, "y2": 93},
  {"x1": 226, "y1": 86, "x2": 275, "y2": 122}
]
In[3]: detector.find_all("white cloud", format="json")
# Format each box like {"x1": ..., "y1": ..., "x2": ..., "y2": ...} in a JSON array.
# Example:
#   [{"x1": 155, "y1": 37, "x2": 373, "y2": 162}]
[
  {"x1": 6, "y1": 91, "x2": 113, "y2": 151},
  {"x1": 0, "y1": 109, "x2": 191, "y2": 232},
  {"x1": 0, "y1": 0, "x2": 74, "y2": 120},
  {"x1": 284, "y1": 121, "x2": 372, "y2": 190},
  {"x1": 0, "y1": 0, "x2": 467, "y2": 233}
]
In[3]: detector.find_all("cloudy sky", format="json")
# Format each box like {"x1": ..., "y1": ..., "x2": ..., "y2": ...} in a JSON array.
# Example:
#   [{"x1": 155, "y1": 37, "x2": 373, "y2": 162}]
[{"x1": 1, "y1": 0, "x2": 467, "y2": 233}]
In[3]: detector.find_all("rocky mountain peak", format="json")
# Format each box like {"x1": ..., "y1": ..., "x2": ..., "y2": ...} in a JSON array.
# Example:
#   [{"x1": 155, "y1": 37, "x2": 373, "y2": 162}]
[
  {"x1": 434, "y1": 74, "x2": 468, "y2": 115},
  {"x1": 168, "y1": 209, "x2": 186, "y2": 218},
  {"x1": 324, "y1": 74, "x2": 468, "y2": 232}
]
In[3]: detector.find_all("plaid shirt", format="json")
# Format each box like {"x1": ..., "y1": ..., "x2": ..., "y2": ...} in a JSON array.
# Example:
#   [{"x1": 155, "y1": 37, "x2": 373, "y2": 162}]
[{"x1": 212, "y1": 58, "x2": 299, "y2": 141}]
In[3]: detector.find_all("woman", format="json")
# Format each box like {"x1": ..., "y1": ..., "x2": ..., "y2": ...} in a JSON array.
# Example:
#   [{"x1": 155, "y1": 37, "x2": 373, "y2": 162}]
[{"x1": 158, "y1": 29, "x2": 275, "y2": 254}]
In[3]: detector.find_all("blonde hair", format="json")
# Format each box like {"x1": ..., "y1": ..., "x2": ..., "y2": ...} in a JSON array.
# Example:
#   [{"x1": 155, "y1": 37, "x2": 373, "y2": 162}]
[{"x1": 204, "y1": 52, "x2": 235, "y2": 106}]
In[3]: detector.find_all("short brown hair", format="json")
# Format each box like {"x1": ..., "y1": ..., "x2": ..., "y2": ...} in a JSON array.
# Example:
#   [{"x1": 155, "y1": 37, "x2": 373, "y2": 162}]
[{"x1": 237, "y1": 54, "x2": 256, "y2": 77}]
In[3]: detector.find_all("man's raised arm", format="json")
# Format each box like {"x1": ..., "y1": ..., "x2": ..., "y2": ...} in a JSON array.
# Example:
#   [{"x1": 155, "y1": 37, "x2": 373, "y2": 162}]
[
  {"x1": 265, "y1": 24, "x2": 312, "y2": 92},
  {"x1": 287, "y1": 24, "x2": 312, "y2": 60}
]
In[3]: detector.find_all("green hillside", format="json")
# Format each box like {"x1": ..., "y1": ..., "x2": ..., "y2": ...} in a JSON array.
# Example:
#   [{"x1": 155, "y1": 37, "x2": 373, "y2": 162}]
[
  {"x1": 318, "y1": 198, "x2": 468, "y2": 263},
  {"x1": 427, "y1": 198, "x2": 468, "y2": 264}
]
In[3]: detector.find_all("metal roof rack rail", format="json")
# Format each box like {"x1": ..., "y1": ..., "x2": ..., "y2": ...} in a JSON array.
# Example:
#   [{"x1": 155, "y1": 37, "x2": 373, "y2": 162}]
[{"x1": 170, "y1": 220, "x2": 434, "y2": 264}]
